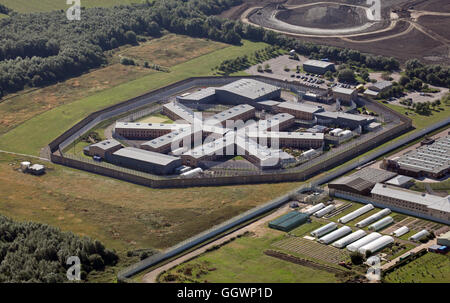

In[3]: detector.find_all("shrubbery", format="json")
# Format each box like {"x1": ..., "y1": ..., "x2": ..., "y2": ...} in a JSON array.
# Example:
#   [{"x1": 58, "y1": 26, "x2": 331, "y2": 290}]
[{"x1": 0, "y1": 215, "x2": 118, "y2": 282}]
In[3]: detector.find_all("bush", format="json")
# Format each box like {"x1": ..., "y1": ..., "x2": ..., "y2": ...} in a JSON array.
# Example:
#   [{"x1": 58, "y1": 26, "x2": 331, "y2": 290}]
[{"x1": 350, "y1": 252, "x2": 365, "y2": 265}]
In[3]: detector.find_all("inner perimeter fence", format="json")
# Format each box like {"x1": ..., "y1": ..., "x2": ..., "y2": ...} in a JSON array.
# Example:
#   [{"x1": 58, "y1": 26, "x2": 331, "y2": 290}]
[{"x1": 116, "y1": 117, "x2": 449, "y2": 282}]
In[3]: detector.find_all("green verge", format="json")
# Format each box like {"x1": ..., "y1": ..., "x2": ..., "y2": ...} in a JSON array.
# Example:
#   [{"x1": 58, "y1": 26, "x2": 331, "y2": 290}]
[
  {"x1": 0, "y1": 40, "x2": 268, "y2": 155},
  {"x1": 0, "y1": 0, "x2": 147, "y2": 13},
  {"x1": 381, "y1": 102, "x2": 450, "y2": 129}
]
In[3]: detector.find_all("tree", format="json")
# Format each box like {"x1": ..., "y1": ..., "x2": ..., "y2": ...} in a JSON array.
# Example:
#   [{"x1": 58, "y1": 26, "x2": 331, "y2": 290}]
[
  {"x1": 350, "y1": 252, "x2": 364, "y2": 265},
  {"x1": 338, "y1": 69, "x2": 356, "y2": 83},
  {"x1": 125, "y1": 31, "x2": 137, "y2": 45},
  {"x1": 110, "y1": 37, "x2": 119, "y2": 49},
  {"x1": 399, "y1": 75, "x2": 410, "y2": 86}
]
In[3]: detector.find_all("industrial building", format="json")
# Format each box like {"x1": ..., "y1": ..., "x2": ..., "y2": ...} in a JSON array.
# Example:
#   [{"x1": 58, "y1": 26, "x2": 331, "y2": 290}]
[
  {"x1": 364, "y1": 81, "x2": 392, "y2": 98},
  {"x1": 275, "y1": 102, "x2": 324, "y2": 121},
  {"x1": 332, "y1": 87, "x2": 358, "y2": 105},
  {"x1": 84, "y1": 139, "x2": 122, "y2": 158},
  {"x1": 108, "y1": 147, "x2": 181, "y2": 175},
  {"x1": 302, "y1": 59, "x2": 335, "y2": 75},
  {"x1": 437, "y1": 231, "x2": 450, "y2": 247},
  {"x1": 176, "y1": 87, "x2": 216, "y2": 103},
  {"x1": 215, "y1": 79, "x2": 281, "y2": 104},
  {"x1": 385, "y1": 175, "x2": 414, "y2": 188},
  {"x1": 383, "y1": 136, "x2": 450, "y2": 179}
]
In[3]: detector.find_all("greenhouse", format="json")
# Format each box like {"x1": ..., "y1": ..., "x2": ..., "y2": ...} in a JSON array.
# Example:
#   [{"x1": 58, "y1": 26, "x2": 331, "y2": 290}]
[
  {"x1": 338, "y1": 204, "x2": 374, "y2": 224},
  {"x1": 313, "y1": 205, "x2": 335, "y2": 218},
  {"x1": 368, "y1": 216, "x2": 394, "y2": 231},
  {"x1": 356, "y1": 208, "x2": 391, "y2": 227},
  {"x1": 347, "y1": 232, "x2": 382, "y2": 252},
  {"x1": 409, "y1": 229, "x2": 430, "y2": 242},
  {"x1": 391, "y1": 226, "x2": 409, "y2": 237},
  {"x1": 269, "y1": 212, "x2": 309, "y2": 232},
  {"x1": 332, "y1": 230, "x2": 367, "y2": 248},
  {"x1": 310, "y1": 222, "x2": 338, "y2": 238},
  {"x1": 318, "y1": 226, "x2": 352, "y2": 245},
  {"x1": 304, "y1": 203, "x2": 325, "y2": 215},
  {"x1": 358, "y1": 235, "x2": 394, "y2": 256}
]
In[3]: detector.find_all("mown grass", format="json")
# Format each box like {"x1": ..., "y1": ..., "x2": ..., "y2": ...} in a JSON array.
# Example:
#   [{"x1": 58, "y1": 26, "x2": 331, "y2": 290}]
[
  {"x1": 158, "y1": 232, "x2": 339, "y2": 283},
  {"x1": 410, "y1": 179, "x2": 450, "y2": 194},
  {"x1": 0, "y1": 40, "x2": 268, "y2": 155},
  {"x1": 384, "y1": 253, "x2": 450, "y2": 283},
  {"x1": 0, "y1": 0, "x2": 147, "y2": 13}
]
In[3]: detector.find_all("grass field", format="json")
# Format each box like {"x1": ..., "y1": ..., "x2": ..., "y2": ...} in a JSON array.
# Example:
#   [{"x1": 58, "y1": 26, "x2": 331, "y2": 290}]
[
  {"x1": 411, "y1": 179, "x2": 450, "y2": 194},
  {"x1": 0, "y1": 40, "x2": 267, "y2": 155},
  {"x1": 0, "y1": 0, "x2": 146, "y2": 13},
  {"x1": 118, "y1": 34, "x2": 227, "y2": 67},
  {"x1": 381, "y1": 102, "x2": 450, "y2": 130},
  {"x1": 384, "y1": 253, "x2": 450, "y2": 283},
  {"x1": 158, "y1": 232, "x2": 339, "y2": 283}
]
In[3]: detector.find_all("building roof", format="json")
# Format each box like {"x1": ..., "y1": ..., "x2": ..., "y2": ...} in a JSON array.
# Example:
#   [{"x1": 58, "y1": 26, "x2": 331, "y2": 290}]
[
  {"x1": 276, "y1": 102, "x2": 324, "y2": 114},
  {"x1": 248, "y1": 131, "x2": 324, "y2": 141},
  {"x1": 178, "y1": 87, "x2": 216, "y2": 101},
  {"x1": 115, "y1": 122, "x2": 190, "y2": 131},
  {"x1": 369, "y1": 81, "x2": 392, "y2": 91},
  {"x1": 371, "y1": 183, "x2": 450, "y2": 213},
  {"x1": 385, "y1": 175, "x2": 413, "y2": 187},
  {"x1": 243, "y1": 113, "x2": 294, "y2": 133},
  {"x1": 395, "y1": 136, "x2": 450, "y2": 175},
  {"x1": 438, "y1": 230, "x2": 450, "y2": 240},
  {"x1": 332, "y1": 87, "x2": 357, "y2": 95},
  {"x1": 364, "y1": 89, "x2": 379, "y2": 96},
  {"x1": 257, "y1": 100, "x2": 280, "y2": 107},
  {"x1": 182, "y1": 133, "x2": 235, "y2": 159},
  {"x1": 315, "y1": 111, "x2": 368, "y2": 122},
  {"x1": 206, "y1": 104, "x2": 255, "y2": 125},
  {"x1": 141, "y1": 127, "x2": 195, "y2": 149},
  {"x1": 163, "y1": 101, "x2": 195, "y2": 123},
  {"x1": 303, "y1": 59, "x2": 335, "y2": 69},
  {"x1": 112, "y1": 147, "x2": 180, "y2": 166},
  {"x1": 90, "y1": 139, "x2": 122, "y2": 150},
  {"x1": 216, "y1": 79, "x2": 280, "y2": 100}
]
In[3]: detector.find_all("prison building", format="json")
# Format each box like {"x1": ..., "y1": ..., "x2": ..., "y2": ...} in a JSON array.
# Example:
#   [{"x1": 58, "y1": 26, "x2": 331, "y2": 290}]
[
  {"x1": 201, "y1": 124, "x2": 230, "y2": 139},
  {"x1": 315, "y1": 111, "x2": 372, "y2": 129},
  {"x1": 205, "y1": 104, "x2": 256, "y2": 127},
  {"x1": 242, "y1": 113, "x2": 295, "y2": 134},
  {"x1": 256, "y1": 100, "x2": 281, "y2": 113},
  {"x1": 332, "y1": 87, "x2": 358, "y2": 105},
  {"x1": 114, "y1": 122, "x2": 190, "y2": 139},
  {"x1": 382, "y1": 136, "x2": 450, "y2": 179},
  {"x1": 364, "y1": 81, "x2": 392, "y2": 98},
  {"x1": 162, "y1": 101, "x2": 196, "y2": 124},
  {"x1": 84, "y1": 139, "x2": 122, "y2": 159},
  {"x1": 181, "y1": 133, "x2": 235, "y2": 167},
  {"x1": 247, "y1": 131, "x2": 324, "y2": 149},
  {"x1": 370, "y1": 183, "x2": 450, "y2": 224},
  {"x1": 215, "y1": 79, "x2": 281, "y2": 105},
  {"x1": 140, "y1": 127, "x2": 201, "y2": 154},
  {"x1": 328, "y1": 167, "x2": 397, "y2": 196},
  {"x1": 108, "y1": 147, "x2": 181, "y2": 175},
  {"x1": 235, "y1": 136, "x2": 293, "y2": 169},
  {"x1": 302, "y1": 60, "x2": 335, "y2": 75},
  {"x1": 275, "y1": 102, "x2": 324, "y2": 121},
  {"x1": 176, "y1": 87, "x2": 216, "y2": 103}
]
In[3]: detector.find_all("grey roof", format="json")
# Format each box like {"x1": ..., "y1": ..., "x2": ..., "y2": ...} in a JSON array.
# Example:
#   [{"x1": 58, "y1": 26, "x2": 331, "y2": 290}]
[
  {"x1": 257, "y1": 100, "x2": 280, "y2": 106},
  {"x1": 182, "y1": 133, "x2": 235, "y2": 159},
  {"x1": 243, "y1": 113, "x2": 295, "y2": 133},
  {"x1": 332, "y1": 87, "x2": 357, "y2": 95},
  {"x1": 386, "y1": 175, "x2": 413, "y2": 186},
  {"x1": 330, "y1": 167, "x2": 396, "y2": 190},
  {"x1": 216, "y1": 79, "x2": 280, "y2": 100},
  {"x1": 303, "y1": 59, "x2": 335, "y2": 69},
  {"x1": 141, "y1": 127, "x2": 195, "y2": 149},
  {"x1": 112, "y1": 147, "x2": 180, "y2": 166},
  {"x1": 163, "y1": 101, "x2": 195, "y2": 123},
  {"x1": 90, "y1": 139, "x2": 121, "y2": 150},
  {"x1": 248, "y1": 131, "x2": 324, "y2": 140},
  {"x1": 371, "y1": 183, "x2": 450, "y2": 213},
  {"x1": 392, "y1": 136, "x2": 450, "y2": 174},
  {"x1": 369, "y1": 81, "x2": 392, "y2": 91},
  {"x1": 115, "y1": 122, "x2": 190, "y2": 130},
  {"x1": 178, "y1": 87, "x2": 216, "y2": 101},
  {"x1": 206, "y1": 104, "x2": 254, "y2": 125},
  {"x1": 276, "y1": 102, "x2": 324, "y2": 114},
  {"x1": 315, "y1": 111, "x2": 368, "y2": 122}
]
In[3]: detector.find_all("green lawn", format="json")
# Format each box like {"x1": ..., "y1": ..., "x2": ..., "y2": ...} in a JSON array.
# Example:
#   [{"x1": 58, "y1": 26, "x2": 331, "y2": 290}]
[
  {"x1": 158, "y1": 232, "x2": 339, "y2": 283},
  {"x1": 289, "y1": 221, "x2": 323, "y2": 237},
  {"x1": 381, "y1": 102, "x2": 450, "y2": 130},
  {"x1": 410, "y1": 179, "x2": 450, "y2": 194},
  {"x1": 0, "y1": 0, "x2": 146, "y2": 13},
  {"x1": 0, "y1": 13, "x2": 8, "y2": 18},
  {"x1": 0, "y1": 40, "x2": 268, "y2": 155},
  {"x1": 384, "y1": 253, "x2": 450, "y2": 283}
]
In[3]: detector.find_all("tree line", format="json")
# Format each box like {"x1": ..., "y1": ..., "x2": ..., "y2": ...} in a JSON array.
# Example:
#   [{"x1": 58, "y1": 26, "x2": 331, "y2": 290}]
[{"x1": 0, "y1": 214, "x2": 118, "y2": 282}]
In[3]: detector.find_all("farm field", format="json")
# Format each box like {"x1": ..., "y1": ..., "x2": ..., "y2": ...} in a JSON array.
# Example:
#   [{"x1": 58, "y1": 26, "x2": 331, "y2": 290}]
[
  {"x1": 384, "y1": 253, "x2": 450, "y2": 283},
  {"x1": 0, "y1": 40, "x2": 268, "y2": 155},
  {"x1": 158, "y1": 232, "x2": 340, "y2": 283},
  {"x1": 0, "y1": 0, "x2": 146, "y2": 13}
]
